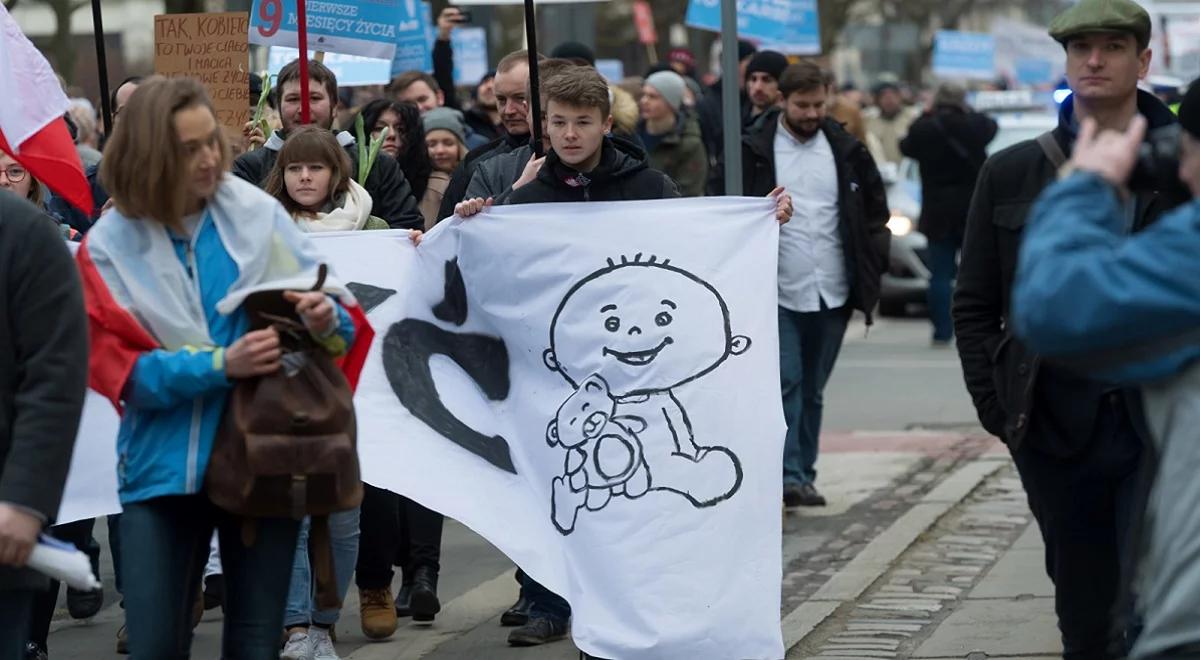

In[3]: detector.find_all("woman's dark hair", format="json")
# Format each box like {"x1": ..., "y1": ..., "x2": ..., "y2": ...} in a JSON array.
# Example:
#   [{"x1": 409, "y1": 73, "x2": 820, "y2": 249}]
[{"x1": 357, "y1": 99, "x2": 432, "y2": 199}]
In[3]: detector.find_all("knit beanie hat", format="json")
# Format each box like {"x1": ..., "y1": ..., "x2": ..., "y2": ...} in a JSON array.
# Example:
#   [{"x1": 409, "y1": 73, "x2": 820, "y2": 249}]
[
  {"x1": 645, "y1": 71, "x2": 686, "y2": 114},
  {"x1": 422, "y1": 107, "x2": 467, "y2": 145},
  {"x1": 745, "y1": 50, "x2": 789, "y2": 82}
]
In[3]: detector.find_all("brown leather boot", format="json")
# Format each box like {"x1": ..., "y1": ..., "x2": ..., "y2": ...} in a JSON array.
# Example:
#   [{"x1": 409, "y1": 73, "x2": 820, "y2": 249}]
[{"x1": 359, "y1": 588, "x2": 398, "y2": 640}]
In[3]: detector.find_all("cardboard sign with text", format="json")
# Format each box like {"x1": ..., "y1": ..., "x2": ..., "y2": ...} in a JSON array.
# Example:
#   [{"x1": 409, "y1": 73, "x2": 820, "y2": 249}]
[{"x1": 154, "y1": 12, "x2": 250, "y2": 135}]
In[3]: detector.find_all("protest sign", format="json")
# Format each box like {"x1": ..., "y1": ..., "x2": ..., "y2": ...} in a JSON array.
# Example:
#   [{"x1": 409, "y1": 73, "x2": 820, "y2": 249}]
[
  {"x1": 249, "y1": 0, "x2": 405, "y2": 60},
  {"x1": 392, "y1": 1, "x2": 433, "y2": 76},
  {"x1": 63, "y1": 198, "x2": 786, "y2": 659},
  {"x1": 268, "y1": 47, "x2": 391, "y2": 86},
  {"x1": 686, "y1": 0, "x2": 820, "y2": 54},
  {"x1": 154, "y1": 12, "x2": 250, "y2": 134},
  {"x1": 451, "y1": 27, "x2": 488, "y2": 86},
  {"x1": 933, "y1": 30, "x2": 996, "y2": 81}
]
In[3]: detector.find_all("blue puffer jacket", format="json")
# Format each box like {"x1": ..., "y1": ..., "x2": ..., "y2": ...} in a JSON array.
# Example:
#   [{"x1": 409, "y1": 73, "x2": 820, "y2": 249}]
[
  {"x1": 1012, "y1": 171, "x2": 1200, "y2": 382},
  {"x1": 118, "y1": 211, "x2": 353, "y2": 504}
]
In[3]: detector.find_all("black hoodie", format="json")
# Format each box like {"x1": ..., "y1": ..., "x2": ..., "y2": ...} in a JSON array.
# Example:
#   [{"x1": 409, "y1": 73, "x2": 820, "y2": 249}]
[{"x1": 504, "y1": 136, "x2": 679, "y2": 205}]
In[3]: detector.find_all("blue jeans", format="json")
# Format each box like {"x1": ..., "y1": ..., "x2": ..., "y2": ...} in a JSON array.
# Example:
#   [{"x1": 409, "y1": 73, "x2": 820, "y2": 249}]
[
  {"x1": 284, "y1": 508, "x2": 361, "y2": 628},
  {"x1": 520, "y1": 573, "x2": 570, "y2": 624},
  {"x1": 0, "y1": 589, "x2": 33, "y2": 660},
  {"x1": 779, "y1": 303, "x2": 851, "y2": 487},
  {"x1": 119, "y1": 494, "x2": 300, "y2": 660},
  {"x1": 926, "y1": 235, "x2": 961, "y2": 342}
]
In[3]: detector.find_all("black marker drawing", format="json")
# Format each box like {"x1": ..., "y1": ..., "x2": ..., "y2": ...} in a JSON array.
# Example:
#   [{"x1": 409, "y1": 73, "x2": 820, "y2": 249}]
[
  {"x1": 367, "y1": 258, "x2": 516, "y2": 475},
  {"x1": 384, "y1": 319, "x2": 515, "y2": 474},
  {"x1": 543, "y1": 256, "x2": 749, "y2": 534},
  {"x1": 346, "y1": 282, "x2": 397, "y2": 314}
]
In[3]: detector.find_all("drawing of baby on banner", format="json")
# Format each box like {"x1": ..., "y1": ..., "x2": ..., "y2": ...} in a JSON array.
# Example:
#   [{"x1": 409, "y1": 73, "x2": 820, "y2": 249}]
[{"x1": 362, "y1": 196, "x2": 788, "y2": 660}]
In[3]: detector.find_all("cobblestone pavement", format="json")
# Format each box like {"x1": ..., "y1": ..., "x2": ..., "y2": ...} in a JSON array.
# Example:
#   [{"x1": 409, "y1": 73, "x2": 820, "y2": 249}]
[
  {"x1": 788, "y1": 464, "x2": 1037, "y2": 658},
  {"x1": 780, "y1": 433, "x2": 998, "y2": 614}
]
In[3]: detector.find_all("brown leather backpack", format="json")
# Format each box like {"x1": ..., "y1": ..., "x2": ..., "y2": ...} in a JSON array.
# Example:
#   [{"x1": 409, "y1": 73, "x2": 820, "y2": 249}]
[{"x1": 207, "y1": 265, "x2": 362, "y2": 607}]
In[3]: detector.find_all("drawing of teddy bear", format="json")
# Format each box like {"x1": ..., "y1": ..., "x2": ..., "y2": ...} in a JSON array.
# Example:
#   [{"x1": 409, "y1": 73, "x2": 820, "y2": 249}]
[{"x1": 545, "y1": 374, "x2": 651, "y2": 534}]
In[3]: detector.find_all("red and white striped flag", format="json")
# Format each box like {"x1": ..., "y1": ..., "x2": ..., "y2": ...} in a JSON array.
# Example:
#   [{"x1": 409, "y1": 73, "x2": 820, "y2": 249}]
[{"x1": 0, "y1": 4, "x2": 91, "y2": 213}]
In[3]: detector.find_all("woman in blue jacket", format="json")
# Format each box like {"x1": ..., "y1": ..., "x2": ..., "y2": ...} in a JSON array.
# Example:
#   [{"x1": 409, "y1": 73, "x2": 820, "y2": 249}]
[{"x1": 80, "y1": 77, "x2": 358, "y2": 659}]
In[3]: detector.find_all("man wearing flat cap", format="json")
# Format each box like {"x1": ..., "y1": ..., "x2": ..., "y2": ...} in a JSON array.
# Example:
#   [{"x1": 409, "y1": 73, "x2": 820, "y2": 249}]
[
  {"x1": 1012, "y1": 76, "x2": 1200, "y2": 660},
  {"x1": 953, "y1": 0, "x2": 1182, "y2": 657}
]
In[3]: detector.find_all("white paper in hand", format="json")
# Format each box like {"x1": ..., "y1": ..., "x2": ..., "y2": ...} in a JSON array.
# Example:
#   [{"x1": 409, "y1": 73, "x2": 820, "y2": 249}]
[{"x1": 27, "y1": 534, "x2": 100, "y2": 591}]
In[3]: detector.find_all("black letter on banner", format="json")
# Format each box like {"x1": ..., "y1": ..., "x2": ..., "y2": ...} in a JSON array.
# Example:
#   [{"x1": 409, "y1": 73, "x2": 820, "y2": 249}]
[
  {"x1": 432, "y1": 258, "x2": 468, "y2": 326},
  {"x1": 383, "y1": 319, "x2": 516, "y2": 474}
]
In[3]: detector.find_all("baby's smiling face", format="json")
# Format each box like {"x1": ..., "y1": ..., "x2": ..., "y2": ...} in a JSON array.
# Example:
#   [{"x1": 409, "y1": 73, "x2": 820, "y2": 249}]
[{"x1": 546, "y1": 261, "x2": 747, "y2": 397}]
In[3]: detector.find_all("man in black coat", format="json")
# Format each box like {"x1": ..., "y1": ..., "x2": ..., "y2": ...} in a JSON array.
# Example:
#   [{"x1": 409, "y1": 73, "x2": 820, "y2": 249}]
[
  {"x1": 232, "y1": 59, "x2": 423, "y2": 230},
  {"x1": 695, "y1": 40, "x2": 758, "y2": 167},
  {"x1": 952, "y1": 0, "x2": 1183, "y2": 655},
  {"x1": 0, "y1": 191, "x2": 88, "y2": 657},
  {"x1": 712, "y1": 61, "x2": 889, "y2": 509},
  {"x1": 900, "y1": 83, "x2": 997, "y2": 344}
]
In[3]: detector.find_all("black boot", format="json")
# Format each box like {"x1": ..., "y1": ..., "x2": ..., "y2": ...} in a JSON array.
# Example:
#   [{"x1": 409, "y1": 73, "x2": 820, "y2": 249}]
[
  {"x1": 409, "y1": 565, "x2": 440, "y2": 624},
  {"x1": 501, "y1": 595, "x2": 530, "y2": 627},
  {"x1": 66, "y1": 537, "x2": 103, "y2": 619},
  {"x1": 394, "y1": 582, "x2": 413, "y2": 617}
]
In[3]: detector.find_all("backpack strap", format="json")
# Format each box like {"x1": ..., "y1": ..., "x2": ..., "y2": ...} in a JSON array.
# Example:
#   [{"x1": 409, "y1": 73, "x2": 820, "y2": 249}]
[
  {"x1": 1036, "y1": 131, "x2": 1068, "y2": 169},
  {"x1": 309, "y1": 515, "x2": 342, "y2": 610}
]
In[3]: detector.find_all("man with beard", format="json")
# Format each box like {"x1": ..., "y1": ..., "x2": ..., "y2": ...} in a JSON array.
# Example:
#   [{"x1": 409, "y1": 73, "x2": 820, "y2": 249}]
[
  {"x1": 745, "y1": 50, "x2": 789, "y2": 121},
  {"x1": 713, "y1": 60, "x2": 889, "y2": 508}
]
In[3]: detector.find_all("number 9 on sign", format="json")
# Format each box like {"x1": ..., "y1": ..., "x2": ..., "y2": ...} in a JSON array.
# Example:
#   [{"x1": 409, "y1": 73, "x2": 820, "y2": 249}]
[{"x1": 258, "y1": 0, "x2": 282, "y2": 37}]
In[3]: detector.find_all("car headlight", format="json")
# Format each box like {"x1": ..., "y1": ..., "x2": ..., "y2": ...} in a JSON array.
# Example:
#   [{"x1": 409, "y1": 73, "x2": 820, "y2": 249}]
[{"x1": 887, "y1": 213, "x2": 913, "y2": 236}]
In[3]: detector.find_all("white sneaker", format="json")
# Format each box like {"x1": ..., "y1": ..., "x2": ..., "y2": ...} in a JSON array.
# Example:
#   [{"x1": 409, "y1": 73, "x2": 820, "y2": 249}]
[
  {"x1": 280, "y1": 631, "x2": 312, "y2": 660},
  {"x1": 309, "y1": 627, "x2": 340, "y2": 660}
]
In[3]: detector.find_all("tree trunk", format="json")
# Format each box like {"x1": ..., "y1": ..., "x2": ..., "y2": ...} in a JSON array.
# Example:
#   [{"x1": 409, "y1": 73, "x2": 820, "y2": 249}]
[{"x1": 49, "y1": 0, "x2": 82, "y2": 85}]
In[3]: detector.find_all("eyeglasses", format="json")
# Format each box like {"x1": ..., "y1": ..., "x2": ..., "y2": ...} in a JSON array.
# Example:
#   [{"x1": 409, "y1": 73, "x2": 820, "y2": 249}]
[{"x1": 0, "y1": 166, "x2": 26, "y2": 183}]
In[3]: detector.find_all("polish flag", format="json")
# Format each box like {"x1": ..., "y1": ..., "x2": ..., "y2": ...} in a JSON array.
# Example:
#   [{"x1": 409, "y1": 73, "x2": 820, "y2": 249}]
[{"x1": 0, "y1": 4, "x2": 92, "y2": 213}]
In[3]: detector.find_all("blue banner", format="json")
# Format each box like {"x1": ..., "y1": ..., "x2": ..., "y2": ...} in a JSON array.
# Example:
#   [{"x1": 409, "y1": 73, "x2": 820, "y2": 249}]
[
  {"x1": 392, "y1": 0, "x2": 433, "y2": 76},
  {"x1": 249, "y1": 0, "x2": 404, "y2": 60},
  {"x1": 685, "y1": 0, "x2": 820, "y2": 54},
  {"x1": 1014, "y1": 58, "x2": 1054, "y2": 86},
  {"x1": 932, "y1": 30, "x2": 996, "y2": 81},
  {"x1": 452, "y1": 27, "x2": 489, "y2": 86}
]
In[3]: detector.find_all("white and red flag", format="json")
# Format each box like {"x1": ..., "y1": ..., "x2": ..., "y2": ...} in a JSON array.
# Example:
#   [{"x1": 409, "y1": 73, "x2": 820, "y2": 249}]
[{"x1": 0, "y1": 4, "x2": 92, "y2": 213}]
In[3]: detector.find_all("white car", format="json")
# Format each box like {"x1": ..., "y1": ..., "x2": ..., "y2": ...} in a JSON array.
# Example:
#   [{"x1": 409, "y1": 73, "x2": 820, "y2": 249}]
[{"x1": 878, "y1": 112, "x2": 1059, "y2": 317}]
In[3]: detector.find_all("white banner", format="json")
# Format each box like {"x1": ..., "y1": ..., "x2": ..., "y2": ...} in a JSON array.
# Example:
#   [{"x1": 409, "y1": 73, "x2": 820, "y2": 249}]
[{"x1": 62, "y1": 197, "x2": 786, "y2": 659}]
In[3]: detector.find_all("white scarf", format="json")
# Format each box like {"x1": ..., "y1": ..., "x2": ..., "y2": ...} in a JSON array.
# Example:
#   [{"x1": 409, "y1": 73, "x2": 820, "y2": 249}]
[
  {"x1": 294, "y1": 178, "x2": 374, "y2": 233},
  {"x1": 85, "y1": 176, "x2": 352, "y2": 350}
]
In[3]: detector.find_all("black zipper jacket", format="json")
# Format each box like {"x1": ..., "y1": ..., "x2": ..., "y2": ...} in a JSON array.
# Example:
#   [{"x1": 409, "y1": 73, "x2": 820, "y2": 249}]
[{"x1": 953, "y1": 90, "x2": 1181, "y2": 450}]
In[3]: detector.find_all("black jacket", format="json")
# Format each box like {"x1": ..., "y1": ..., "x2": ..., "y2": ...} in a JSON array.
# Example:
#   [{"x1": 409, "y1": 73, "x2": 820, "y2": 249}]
[
  {"x1": 899, "y1": 106, "x2": 998, "y2": 241},
  {"x1": 695, "y1": 80, "x2": 753, "y2": 167},
  {"x1": 0, "y1": 192, "x2": 88, "y2": 591},
  {"x1": 953, "y1": 90, "x2": 1181, "y2": 451},
  {"x1": 710, "y1": 111, "x2": 890, "y2": 322},
  {"x1": 231, "y1": 130, "x2": 424, "y2": 230},
  {"x1": 504, "y1": 137, "x2": 679, "y2": 205},
  {"x1": 438, "y1": 131, "x2": 529, "y2": 221}
]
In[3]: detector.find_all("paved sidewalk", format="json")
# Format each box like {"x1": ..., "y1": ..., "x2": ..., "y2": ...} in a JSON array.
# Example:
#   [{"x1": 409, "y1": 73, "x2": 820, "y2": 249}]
[{"x1": 789, "y1": 459, "x2": 1063, "y2": 658}]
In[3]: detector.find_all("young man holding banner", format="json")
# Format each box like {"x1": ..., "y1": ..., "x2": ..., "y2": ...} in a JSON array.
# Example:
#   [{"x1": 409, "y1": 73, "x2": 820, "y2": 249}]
[{"x1": 456, "y1": 66, "x2": 794, "y2": 647}]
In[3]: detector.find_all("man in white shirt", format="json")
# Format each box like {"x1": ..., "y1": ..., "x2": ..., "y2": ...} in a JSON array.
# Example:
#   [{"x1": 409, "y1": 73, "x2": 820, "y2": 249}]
[{"x1": 716, "y1": 61, "x2": 890, "y2": 507}]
